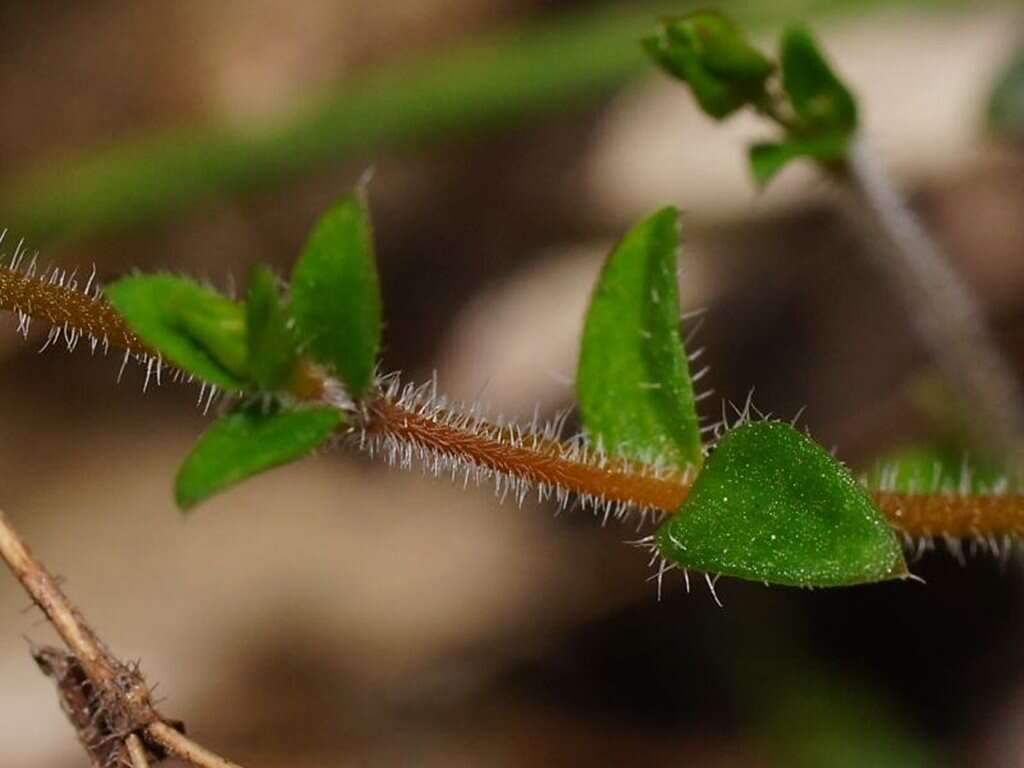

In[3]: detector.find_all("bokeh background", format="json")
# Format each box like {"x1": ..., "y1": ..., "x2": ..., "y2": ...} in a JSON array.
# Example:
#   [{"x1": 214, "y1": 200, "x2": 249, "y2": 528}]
[{"x1": 1, "y1": 1, "x2": 1023, "y2": 765}]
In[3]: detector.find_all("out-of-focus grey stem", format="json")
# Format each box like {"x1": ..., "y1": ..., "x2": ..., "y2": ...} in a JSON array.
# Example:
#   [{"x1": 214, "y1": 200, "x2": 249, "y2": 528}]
[{"x1": 840, "y1": 136, "x2": 1024, "y2": 467}]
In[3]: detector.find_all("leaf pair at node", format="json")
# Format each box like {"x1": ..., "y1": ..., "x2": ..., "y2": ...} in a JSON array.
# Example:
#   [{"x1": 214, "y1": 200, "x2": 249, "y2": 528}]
[
  {"x1": 576, "y1": 207, "x2": 906, "y2": 587},
  {"x1": 645, "y1": 12, "x2": 859, "y2": 183},
  {"x1": 105, "y1": 179, "x2": 908, "y2": 586},
  {"x1": 105, "y1": 191, "x2": 382, "y2": 510}
]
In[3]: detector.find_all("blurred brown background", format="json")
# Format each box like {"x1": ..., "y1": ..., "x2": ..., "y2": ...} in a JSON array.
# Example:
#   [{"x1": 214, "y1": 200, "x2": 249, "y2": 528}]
[{"x1": 1, "y1": 1, "x2": 1023, "y2": 766}]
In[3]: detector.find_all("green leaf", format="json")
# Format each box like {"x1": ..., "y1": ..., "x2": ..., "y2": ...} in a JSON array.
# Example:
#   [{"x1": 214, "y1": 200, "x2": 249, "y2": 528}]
[
  {"x1": 246, "y1": 265, "x2": 298, "y2": 392},
  {"x1": 175, "y1": 403, "x2": 343, "y2": 510},
  {"x1": 760, "y1": 670, "x2": 934, "y2": 768},
  {"x1": 291, "y1": 192, "x2": 381, "y2": 399},
  {"x1": 780, "y1": 25, "x2": 858, "y2": 135},
  {"x1": 657, "y1": 421, "x2": 906, "y2": 587},
  {"x1": 988, "y1": 48, "x2": 1024, "y2": 140},
  {"x1": 105, "y1": 274, "x2": 248, "y2": 389},
  {"x1": 865, "y1": 443, "x2": 1007, "y2": 495},
  {"x1": 680, "y1": 12, "x2": 774, "y2": 81},
  {"x1": 644, "y1": 12, "x2": 773, "y2": 120},
  {"x1": 748, "y1": 134, "x2": 850, "y2": 183},
  {"x1": 577, "y1": 207, "x2": 702, "y2": 468}
]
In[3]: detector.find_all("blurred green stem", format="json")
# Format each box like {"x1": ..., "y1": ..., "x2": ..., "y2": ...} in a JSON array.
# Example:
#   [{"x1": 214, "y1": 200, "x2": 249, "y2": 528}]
[
  {"x1": 0, "y1": 0, "x2": 973, "y2": 245},
  {"x1": 839, "y1": 137, "x2": 1024, "y2": 466}
]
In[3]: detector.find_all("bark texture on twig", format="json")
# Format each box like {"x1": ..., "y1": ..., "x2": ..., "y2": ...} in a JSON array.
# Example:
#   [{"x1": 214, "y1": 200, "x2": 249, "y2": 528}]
[
  {"x1": 0, "y1": 509, "x2": 242, "y2": 768},
  {"x1": 125, "y1": 734, "x2": 152, "y2": 768},
  {"x1": 148, "y1": 722, "x2": 244, "y2": 768}
]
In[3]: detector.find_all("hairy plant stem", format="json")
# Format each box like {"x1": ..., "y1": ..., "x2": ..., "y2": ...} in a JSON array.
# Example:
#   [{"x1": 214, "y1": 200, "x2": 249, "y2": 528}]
[
  {"x1": 838, "y1": 137, "x2": 1024, "y2": 468},
  {"x1": 0, "y1": 265, "x2": 145, "y2": 352},
  {"x1": 0, "y1": 509, "x2": 244, "y2": 768},
  {"x1": 363, "y1": 394, "x2": 1024, "y2": 539},
  {"x1": 302, "y1": 361, "x2": 1024, "y2": 539},
  {"x1": 363, "y1": 394, "x2": 692, "y2": 511},
  {"x1": 3, "y1": 268, "x2": 1024, "y2": 541}
]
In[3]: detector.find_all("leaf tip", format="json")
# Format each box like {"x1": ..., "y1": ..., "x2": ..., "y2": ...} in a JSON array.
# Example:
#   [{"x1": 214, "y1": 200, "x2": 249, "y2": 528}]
[{"x1": 291, "y1": 191, "x2": 382, "y2": 401}]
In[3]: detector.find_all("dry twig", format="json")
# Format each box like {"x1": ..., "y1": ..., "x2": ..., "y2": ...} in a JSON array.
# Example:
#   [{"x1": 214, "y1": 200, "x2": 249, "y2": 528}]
[
  {"x1": 125, "y1": 734, "x2": 152, "y2": 768},
  {"x1": 0, "y1": 508, "x2": 243, "y2": 767}
]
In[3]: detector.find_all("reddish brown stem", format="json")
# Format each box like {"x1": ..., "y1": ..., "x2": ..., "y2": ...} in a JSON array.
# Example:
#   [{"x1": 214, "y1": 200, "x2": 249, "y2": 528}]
[
  {"x1": 363, "y1": 395, "x2": 691, "y2": 510},
  {"x1": 873, "y1": 492, "x2": 1024, "y2": 539},
  {"x1": 2, "y1": 268, "x2": 1023, "y2": 541},
  {"x1": 0, "y1": 266, "x2": 145, "y2": 352},
  {"x1": 364, "y1": 398, "x2": 1024, "y2": 540}
]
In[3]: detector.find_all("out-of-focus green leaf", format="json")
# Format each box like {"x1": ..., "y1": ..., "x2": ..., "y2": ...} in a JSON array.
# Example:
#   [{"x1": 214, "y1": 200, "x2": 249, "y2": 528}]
[
  {"x1": 989, "y1": 48, "x2": 1024, "y2": 140},
  {"x1": 577, "y1": 207, "x2": 702, "y2": 468},
  {"x1": 644, "y1": 11, "x2": 773, "y2": 119},
  {"x1": 246, "y1": 265, "x2": 297, "y2": 392},
  {"x1": 105, "y1": 274, "x2": 247, "y2": 389},
  {"x1": 761, "y1": 671, "x2": 935, "y2": 768},
  {"x1": 175, "y1": 403, "x2": 342, "y2": 510},
  {"x1": 865, "y1": 443, "x2": 1008, "y2": 494},
  {"x1": 748, "y1": 133, "x2": 850, "y2": 182},
  {"x1": 291, "y1": 192, "x2": 381, "y2": 399},
  {"x1": 780, "y1": 25, "x2": 858, "y2": 135},
  {"x1": 657, "y1": 421, "x2": 906, "y2": 586},
  {"x1": 2, "y1": 0, "x2": 955, "y2": 247},
  {"x1": 661, "y1": 11, "x2": 774, "y2": 81}
]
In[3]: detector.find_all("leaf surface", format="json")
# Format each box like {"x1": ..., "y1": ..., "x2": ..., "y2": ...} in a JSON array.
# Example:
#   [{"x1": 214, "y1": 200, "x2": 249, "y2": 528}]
[
  {"x1": 246, "y1": 265, "x2": 297, "y2": 392},
  {"x1": 989, "y1": 48, "x2": 1024, "y2": 140},
  {"x1": 748, "y1": 134, "x2": 849, "y2": 183},
  {"x1": 291, "y1": 192, "x2": 381, "y2": 399},
  {"x1": 577, "y1": 207, "x2": 702, "y2": 468},
  {"x1": 780, "y1": 25, "x2": 857, "y2": 135},
  {"x1": 657, "y1": 421, "x2": 906, "y2": 586},
  {"x1": 175, "y1": 404, "x2": 342, "y2": 510},
  {"x1": 864, "y1": 443, "x2": 1007, "y2": 495},
  {"x1": 105, "y1": 274, "x2": 247, "y2": 389}
]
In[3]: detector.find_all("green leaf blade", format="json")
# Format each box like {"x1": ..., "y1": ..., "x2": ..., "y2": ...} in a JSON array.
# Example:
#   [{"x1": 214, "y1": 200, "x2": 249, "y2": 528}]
[
  {"x1": 780, "y1": 25, "x2": 858, "y2": 135},
  {"x1": 577, "y1": 207, "x2": 702, "y2": 469},
  {"x1": 865, "y1": 443, "x2": 1008, "y2": 495},
  {"x1": 989, "y1": 48, "x2": 1024, "y2": 141},
  {"x1": 175, "y1": 404, "x2": 343, "y2": 510},
  {"x1": 657, "y1": 421, "x2": 906, "y2": 587},
  {"x1": 749, "y1": 134, "x2": 850, "y2": 184},
  {"x1": 291, "y1": 192, "x2": 381, "y2": 400},
  {"x1": 246, "y1": 265, "x2": 298, "y2": 392},
  {"x1": 105, "y1": 274, "x2": 248, "y2": 390}
]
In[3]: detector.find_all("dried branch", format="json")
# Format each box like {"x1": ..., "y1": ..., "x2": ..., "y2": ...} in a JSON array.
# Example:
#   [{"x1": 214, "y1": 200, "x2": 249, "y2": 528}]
[
  {"x1": 0, "y1": 510, "x2": 119, "y2": 687},
  {"x1": 147, "y1": 723, "x2": 243, "y2": 768},
  {"x1": 125, "y1": 734, "x2": 151, "y2": 768},
  {"x1": 0, "y1": 509, "x2": 243, "y2": 768}
]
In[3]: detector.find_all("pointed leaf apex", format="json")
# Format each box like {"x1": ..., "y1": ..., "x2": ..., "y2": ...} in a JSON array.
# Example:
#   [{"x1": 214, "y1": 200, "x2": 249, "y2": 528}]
[{"x1": 577, "y1": 206, "x2": 703, "y2": 469}]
